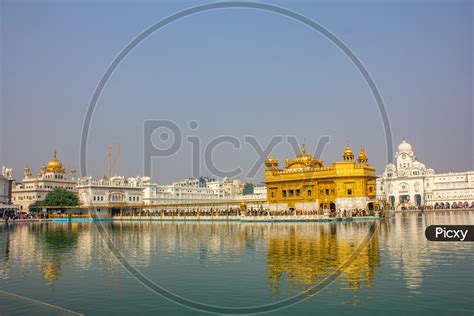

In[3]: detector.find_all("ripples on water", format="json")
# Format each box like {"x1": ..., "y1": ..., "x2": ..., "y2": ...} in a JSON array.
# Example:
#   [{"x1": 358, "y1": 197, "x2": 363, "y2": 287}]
[{"x1": 0, "y1": 211, "x2": 472, "y2": 315}]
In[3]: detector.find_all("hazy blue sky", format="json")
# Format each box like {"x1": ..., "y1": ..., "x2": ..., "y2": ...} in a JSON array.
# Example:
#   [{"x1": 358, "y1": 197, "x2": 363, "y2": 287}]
[{"x1": 1, "y1": 0, "x2": 472, "y2": 184}]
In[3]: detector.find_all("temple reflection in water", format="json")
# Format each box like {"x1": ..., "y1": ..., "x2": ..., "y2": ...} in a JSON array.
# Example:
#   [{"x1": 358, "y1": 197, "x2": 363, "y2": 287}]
[
  {"x1": 266, "y1": 222, "x2": 380, "y2": 296},
  {"x1": 0, "y1": 221, "x2": 381, "y2": 295},
  {"x1": 1, "y1": 213, "x2": 471, "y2": 299}
]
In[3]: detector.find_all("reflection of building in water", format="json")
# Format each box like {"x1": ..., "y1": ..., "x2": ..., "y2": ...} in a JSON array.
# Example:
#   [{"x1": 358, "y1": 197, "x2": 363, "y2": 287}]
[
  {"x1": 42, "y1": 260, "x2": 62, "y2": 284},
  {"x1": 110, "y1": 222, "x2": 264, "y2": 264},
  {"x1": 0, "y1": 223, "x2": 120, "y2": 285},
  {"x1": 381, "y1": 212, "x2": 474, "y2": 291},
  {"x1": 266, "y1": 223, "x2": 380, "y2": 296},
  {"x1": 381, "y1": 213, "x2": 433, "y2": 291}
]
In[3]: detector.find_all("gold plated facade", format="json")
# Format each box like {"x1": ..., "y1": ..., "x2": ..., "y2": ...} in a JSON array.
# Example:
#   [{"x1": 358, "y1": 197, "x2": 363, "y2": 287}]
[{"x1": 265, "y1": 145, "x2": 376, "y2": 210}]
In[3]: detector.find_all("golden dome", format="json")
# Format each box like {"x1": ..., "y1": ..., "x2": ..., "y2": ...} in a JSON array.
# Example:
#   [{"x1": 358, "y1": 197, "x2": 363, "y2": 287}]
[
  {"x1": 286, "y1": 144, "x2": 323, "y2": 169},
  {"x1": 266, "y1": 153, "x2": 278, "y2": 164},
  {"x1": 344, "y1": 145, "x2": 353, "y2": 156},
  {"x1": 265, "y1": 153, "x2": 279, "y2": 169},
  {"x1": 46, "y1": 150, "x2": 65, "y2": 173},
  {"x1": 343, "y1": 145, "x2": 354, "y2": 161},
  {"x1": 357, "y1": 148, "x2": 368, "y2": 163}
]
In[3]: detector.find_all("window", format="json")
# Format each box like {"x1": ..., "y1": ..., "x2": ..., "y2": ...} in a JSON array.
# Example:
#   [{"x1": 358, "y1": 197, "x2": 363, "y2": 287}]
[
  {"x1": 271, "y1": 192, "x2": 274, "y2": 198},
  {"x1": 307, "y1": 190, "x2": 312, "y2": 196},
  {"x1": 325, "y1": 189, "x2": 329, "y2": 195},
  {"x1": 282, "y1": 190, "x2": 287, "y2": 197},
  {"x1": 296, "y1": 189, "x2": 300, "y2": 196},
  {"x1": 289, "y1": 190, "x2": 294, "y2": 197},
  {"x1": 347, "y1": 189, "x2": 352, "y2": 195},
  {"x1": 369, "y1": 187, "x2": 373, "y2": 193}
]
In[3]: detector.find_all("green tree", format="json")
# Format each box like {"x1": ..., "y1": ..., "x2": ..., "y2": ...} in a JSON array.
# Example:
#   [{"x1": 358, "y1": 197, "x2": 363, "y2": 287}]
[
  {"x1": 42, "y1": 188, "x2": 79, "y2": 207},
  {"x1": 243, "y1": 183, "x2": 254, "y2": 195},
  {"x1": 29, "y1": 200, "x2": 43, "y2": 213}
]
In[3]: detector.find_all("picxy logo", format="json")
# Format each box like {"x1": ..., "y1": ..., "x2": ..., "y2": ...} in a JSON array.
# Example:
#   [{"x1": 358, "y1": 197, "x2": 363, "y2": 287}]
[{"x1": 425, "y1": 225, "x2": 474, "y2": 242}]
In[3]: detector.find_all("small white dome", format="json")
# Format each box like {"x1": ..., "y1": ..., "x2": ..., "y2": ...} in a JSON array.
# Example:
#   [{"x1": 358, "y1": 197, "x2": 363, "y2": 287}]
[{"x1": 397, "y1": 139, "x2": 413, "y2": 153}]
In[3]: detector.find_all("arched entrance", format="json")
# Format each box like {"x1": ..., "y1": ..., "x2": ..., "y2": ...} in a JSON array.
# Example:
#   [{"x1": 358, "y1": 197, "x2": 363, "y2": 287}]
[
  {"x1": 389, "y1": 196, "x2": 395, "y2": 209},
  {"x1": 414, "y1": 194, "x2": 422, "y2": 207},
  {"x1": 399, "y1": 195, "x2": 410, "y2": 204}
]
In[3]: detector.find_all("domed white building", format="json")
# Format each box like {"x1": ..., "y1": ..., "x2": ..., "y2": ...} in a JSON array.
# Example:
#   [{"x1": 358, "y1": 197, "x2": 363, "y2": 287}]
[
  {"x1": 11, "y1": 151, "x2": 77, "y2": 211},
  {"x1": 377, "y1": 139, "x2": 474, "y2": 210}
]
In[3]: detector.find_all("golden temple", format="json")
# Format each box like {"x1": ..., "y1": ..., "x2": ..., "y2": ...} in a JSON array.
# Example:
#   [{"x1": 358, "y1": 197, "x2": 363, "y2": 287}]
[{"x1": 264, "y1": 144, "x2": 376, "y2": 211}]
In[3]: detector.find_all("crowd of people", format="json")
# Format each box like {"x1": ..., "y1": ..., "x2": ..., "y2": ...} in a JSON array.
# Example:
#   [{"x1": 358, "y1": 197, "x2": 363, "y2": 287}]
[
  {"x1": 1, "y1": 211, "x2": 47, "y2": 221},
  {"x1": 5, "y1": 203, "x2": 474, "y2": 222},
  {"x1": 396, "y1": 203, "x2": 474, "y2": 211},
  {"x1": 432, "y1": 201, "x2": 474, "y2": 210},
  {"x1": 118, "y1": 208, "x2": 376, "y2": 218}
]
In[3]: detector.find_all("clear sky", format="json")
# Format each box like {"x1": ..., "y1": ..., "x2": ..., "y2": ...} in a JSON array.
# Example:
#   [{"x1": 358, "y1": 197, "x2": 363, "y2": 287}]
[{"x1": 1, "y1": 0, "x2": 472, "y2": 184}]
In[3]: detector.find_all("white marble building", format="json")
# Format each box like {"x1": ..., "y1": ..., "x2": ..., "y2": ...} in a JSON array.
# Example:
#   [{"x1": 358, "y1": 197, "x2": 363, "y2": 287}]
[
  {"x1": 253, "y1": 185, "x2": 267, "y2": 197},
  {"x1": 12, "y1": 151, "x2": 77, "y2": 211},
  {"x1": 142, "y1": 178, "x2": 222, "y2": 205},
  {"x1": 72, "y1": 174, "x2": 263, "y2": 212},
  {"x1": 76, "y1": 176, "x2": 145, "y2": 207},
  {"x1": 0, "y1": 167, "x2": 13, "y2": 205},
  {"x1": 377, "y1": 139, "x2": 474, "y2": 210},
  {"x1": 142, "y1": 177, "x2": 256, "y2": 208}
]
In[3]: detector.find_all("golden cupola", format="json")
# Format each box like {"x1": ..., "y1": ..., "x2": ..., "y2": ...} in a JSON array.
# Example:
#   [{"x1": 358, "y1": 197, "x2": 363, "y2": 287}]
[
  {"x1": 265, "y1": 153, "x2": 279, "y2": 170},
  {"x1": 285, "y1": 144, "x2": 323, "y2": 169},
  {"x1": 357, "y1": 148, "x2": 368, "y2": 164},
  {"x1": 342, "y1": 145, "x2": 354, "y2": 161},
  {"x1": 46, "y1": 150, "x2": 65, "y2": 173}
]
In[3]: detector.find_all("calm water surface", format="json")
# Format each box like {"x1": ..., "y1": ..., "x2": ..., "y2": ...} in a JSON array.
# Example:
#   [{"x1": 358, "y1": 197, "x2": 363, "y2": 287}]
[{"x1": 0, "y1": 212, "x2": 473, "y2": 315}]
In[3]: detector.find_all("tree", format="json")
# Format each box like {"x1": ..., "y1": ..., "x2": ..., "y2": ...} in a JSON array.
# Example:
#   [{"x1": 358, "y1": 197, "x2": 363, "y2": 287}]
[
  {"x1": 243, "y1": 183, "x2": 254, "y2": 195},
  {"x1": 29, "y1": 200, "x2": 43, "y2": 213},
  {"x1": 42, "y1": 188, "x2": 79, "y2": 207}
]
